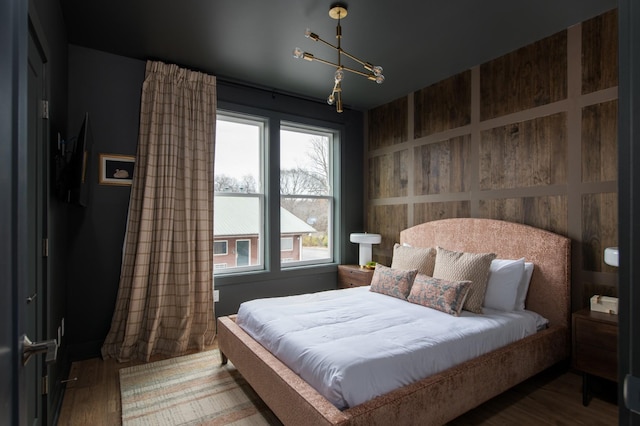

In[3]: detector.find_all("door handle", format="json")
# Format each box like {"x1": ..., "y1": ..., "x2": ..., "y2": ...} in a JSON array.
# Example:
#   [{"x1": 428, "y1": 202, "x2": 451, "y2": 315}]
[
  {"x1": 26, "y1": 292, "x2": 37, "y2": 304},
  {"x1": 22, "y1": 335, "x2": 58, "y2": 365}
]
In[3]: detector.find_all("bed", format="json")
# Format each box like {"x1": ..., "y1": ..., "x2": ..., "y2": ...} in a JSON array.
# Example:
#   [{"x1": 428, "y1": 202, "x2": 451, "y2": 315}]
[{"x1": 217, "y1": 218, "x2": 571, "y2": 425}]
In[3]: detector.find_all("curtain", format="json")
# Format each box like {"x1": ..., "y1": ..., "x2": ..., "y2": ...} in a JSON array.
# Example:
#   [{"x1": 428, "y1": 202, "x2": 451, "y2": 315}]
[{"x1": 101, "y1": 61, "x2": 217, "y2": 362}]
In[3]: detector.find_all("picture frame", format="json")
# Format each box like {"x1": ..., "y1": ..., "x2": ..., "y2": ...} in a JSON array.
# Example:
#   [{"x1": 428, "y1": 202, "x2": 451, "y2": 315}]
[{"x1": 99, "y1": 153, "x2": 135, "y2": 186}]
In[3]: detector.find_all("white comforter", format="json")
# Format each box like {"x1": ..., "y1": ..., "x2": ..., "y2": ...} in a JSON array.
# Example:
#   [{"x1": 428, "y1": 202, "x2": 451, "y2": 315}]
[{"x1": 236, "y1": 286, "x2": 543, "y2": 409}]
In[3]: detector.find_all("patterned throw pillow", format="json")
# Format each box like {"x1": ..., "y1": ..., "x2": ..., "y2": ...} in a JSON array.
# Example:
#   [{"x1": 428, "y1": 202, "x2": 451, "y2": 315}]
[
  {"x1": 432, "y1": 247, "x2": 497, "y2": 314},
  {"x1": 391, "y1": 244, "x2": 436, "y2": 276},
  {"x1": 369, "y1": 264, "x2": 418, "y2": 300},
  {"x1": 407, "y1": 274, "x2": 472, "y2": 316}
]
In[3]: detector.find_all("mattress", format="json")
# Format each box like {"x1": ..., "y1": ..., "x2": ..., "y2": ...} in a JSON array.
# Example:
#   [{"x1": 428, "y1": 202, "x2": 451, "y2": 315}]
[{"x1": 236, "y1": 286, "x2": 545, "y2": 409}]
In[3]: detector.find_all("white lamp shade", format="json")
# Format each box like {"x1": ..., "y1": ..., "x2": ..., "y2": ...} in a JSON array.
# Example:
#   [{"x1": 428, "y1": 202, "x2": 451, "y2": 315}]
[
  {"x1": 604, "y1": 247, "x2": 619, "y2": 267},
  {"x1": 350, "y1": 233, "x2": 382, "y2": 266}
]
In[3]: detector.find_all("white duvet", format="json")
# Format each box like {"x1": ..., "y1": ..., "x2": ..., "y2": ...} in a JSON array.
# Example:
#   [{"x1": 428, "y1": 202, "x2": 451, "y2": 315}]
[{"x1": 236, "y1": 286, "x2": 544, "y2": 409}]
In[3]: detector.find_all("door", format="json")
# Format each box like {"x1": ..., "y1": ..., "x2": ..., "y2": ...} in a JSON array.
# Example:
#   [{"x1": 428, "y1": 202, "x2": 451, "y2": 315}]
[
  {"x1": 26, "y1": 20, "x2": 48, "y2": 425},
  {"x1": 236, "y1": 240, "x2": 250, "y2": 266},
  {"x1": 618, "y1": 1, "x2": 640, "y2": 423},
  {"x1": 0, "y1": 0, "x2": 29, "y2": 424}
]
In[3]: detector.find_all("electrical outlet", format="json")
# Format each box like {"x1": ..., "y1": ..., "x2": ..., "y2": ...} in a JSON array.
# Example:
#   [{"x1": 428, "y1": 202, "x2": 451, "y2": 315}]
[{"x1": 214, "y1": 290, "x2": 220, "y2": 302}]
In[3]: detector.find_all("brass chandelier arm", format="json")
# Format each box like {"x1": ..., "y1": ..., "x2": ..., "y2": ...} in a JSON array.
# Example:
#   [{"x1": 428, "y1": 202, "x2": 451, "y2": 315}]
[
  {"x1": 307, "y1": 55, "x2": 374, "y2": 79},
  {"x1": 309, "y1": 33, "x2": 373, "y2": 73}
]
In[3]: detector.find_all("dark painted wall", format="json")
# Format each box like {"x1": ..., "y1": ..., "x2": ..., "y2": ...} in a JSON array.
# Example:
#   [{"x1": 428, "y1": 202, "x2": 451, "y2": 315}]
[
  {"x1": 66, "y1": 45, "x2": 144, "y2": 359},
  {"x1": 65, "y1": 45, "x2": 364, "y2": 358}
]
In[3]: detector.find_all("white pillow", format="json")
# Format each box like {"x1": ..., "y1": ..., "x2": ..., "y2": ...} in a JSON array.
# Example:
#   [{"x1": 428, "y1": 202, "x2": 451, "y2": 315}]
[
  {"x1": 515, "y1": 262, "x2": 534, "y2": 311},
  {"x1": 483, "y1": 258, "x2": 525, "y2": 311}
]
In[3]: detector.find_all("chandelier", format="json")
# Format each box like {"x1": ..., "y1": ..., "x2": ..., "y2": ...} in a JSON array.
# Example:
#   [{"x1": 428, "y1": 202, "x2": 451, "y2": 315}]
[{"x1": 293, "y1": 3, "x2": 385, "y2": 113}]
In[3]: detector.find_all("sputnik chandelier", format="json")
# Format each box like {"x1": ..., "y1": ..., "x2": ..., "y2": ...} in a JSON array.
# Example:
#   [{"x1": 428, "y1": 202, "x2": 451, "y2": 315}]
[{"x1": 293, "y1": 3, "x2": 385, "y2": 113}]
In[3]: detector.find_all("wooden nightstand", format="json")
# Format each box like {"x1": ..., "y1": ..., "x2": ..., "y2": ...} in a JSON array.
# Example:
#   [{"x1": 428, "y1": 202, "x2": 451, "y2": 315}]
[
  {"x1": 337, "y1": 264, "x2": 374, "y2": 289},
  {"x1": 572, "y1": 308, "x2": 618, "y2": 406}
]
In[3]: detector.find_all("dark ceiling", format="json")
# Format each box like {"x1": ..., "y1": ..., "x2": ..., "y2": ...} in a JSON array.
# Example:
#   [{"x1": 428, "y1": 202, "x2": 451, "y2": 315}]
[{"x1": 60, "y1": 0, "x2": 617, "y2": 112}]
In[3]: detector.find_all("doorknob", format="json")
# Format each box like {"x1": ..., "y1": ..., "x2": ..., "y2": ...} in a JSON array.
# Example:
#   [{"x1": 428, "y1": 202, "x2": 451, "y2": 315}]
[{"x1": 23, "y1": 335, "x2": 57, "y2": 365}]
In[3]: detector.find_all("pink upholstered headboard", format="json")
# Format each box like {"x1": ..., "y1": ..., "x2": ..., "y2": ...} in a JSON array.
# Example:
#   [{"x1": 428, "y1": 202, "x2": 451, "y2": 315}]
[{"x1": 400, "y1": 218, "x2": 571, "y2": 329}]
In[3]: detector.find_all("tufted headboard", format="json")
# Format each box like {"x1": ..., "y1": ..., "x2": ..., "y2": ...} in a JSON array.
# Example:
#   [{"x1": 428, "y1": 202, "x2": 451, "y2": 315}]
[{"x1": 400, "y1": 218, "x2": 571, "y2": 329}]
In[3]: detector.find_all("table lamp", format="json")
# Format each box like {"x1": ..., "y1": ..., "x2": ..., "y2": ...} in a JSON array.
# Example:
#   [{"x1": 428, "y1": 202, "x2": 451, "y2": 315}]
[{"x1": 350, "y1": 233, "x2": 382, "y2": 267}]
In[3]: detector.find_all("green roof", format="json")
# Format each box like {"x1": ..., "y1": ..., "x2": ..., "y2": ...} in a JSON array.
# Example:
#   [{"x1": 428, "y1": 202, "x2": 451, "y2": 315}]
[{"x1": 214, "y1": 196, "x2": 316, "y2": 236}]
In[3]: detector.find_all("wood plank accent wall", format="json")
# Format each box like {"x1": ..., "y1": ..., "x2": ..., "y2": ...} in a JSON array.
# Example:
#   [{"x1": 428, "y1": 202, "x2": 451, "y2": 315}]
[{"x1": 365, "y1": 9, "x2": 618, "y2": 309}]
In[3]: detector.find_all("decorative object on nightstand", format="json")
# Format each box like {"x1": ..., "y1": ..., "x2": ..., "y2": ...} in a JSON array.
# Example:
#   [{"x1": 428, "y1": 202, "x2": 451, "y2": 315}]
[
  {"x1": 337, "y1": 265, "x2": 374, "y2": 289},
  {"x1": 349, "y1": 233, "x2": 381, "y2": 267}
]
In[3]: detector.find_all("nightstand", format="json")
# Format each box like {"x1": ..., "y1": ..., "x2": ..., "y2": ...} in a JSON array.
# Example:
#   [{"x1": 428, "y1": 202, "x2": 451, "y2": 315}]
[
  {"x1": 572, "y1": 308, "x2": 618, "y2": 406},
  {"x1": 337, "y1": 264, "x2": 374, "y2": 289}
]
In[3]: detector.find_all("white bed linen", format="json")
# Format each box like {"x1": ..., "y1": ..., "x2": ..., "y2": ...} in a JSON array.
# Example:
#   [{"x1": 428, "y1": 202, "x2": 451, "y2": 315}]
[{"x1": 236, "y1": 286, "x2": 544, "y2": 409}]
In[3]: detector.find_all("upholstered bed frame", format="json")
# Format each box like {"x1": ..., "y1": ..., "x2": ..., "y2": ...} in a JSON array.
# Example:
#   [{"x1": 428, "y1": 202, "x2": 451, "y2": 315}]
[{"x1": 217, "y1": 218, "x2": 571, "y2": 425}]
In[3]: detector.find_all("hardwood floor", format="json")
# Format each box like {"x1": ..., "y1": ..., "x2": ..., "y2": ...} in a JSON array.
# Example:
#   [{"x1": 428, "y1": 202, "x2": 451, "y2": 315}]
[{"x1": 56, "y1": 346, "x2": 618, "y2": 426}]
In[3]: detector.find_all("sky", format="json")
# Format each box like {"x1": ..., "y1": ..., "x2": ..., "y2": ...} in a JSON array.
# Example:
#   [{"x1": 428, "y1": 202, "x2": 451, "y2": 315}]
[{"x1": 214, "y1": 119, "x2": 326, "y2": 180}]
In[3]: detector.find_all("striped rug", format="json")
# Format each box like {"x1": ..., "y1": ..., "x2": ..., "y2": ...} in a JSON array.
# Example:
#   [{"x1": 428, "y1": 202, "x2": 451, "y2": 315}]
[{"x1": 119, "y1": 350, "x2": 282, "y2": 425}]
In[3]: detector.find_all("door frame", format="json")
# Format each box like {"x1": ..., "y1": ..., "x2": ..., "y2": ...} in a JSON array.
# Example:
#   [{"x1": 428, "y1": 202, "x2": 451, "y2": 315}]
[
  {"x1": 0, "y1": 0, "x2": 29, "y2": 424},
  {"x1": 26, "y1": 3, "x2": 50, "y2": 423},
  {"x1": 618, "y1": 1, "x2": 640, "y2": 424}
]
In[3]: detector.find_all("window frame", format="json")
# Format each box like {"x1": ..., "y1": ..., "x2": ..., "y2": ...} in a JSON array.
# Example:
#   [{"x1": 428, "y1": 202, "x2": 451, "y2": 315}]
[
  {"x1": 214, "y1": 240, "x2": 228, "y2": 256},
  {"x1": 212, "y1": 102, "x2": 344, "y2": 283},
  {"x1": 213, "y1": 111, "x2": 267, "y2": 275},
  {"x1": 279, "y1": 122, "x2": 337, "y2": 269}
]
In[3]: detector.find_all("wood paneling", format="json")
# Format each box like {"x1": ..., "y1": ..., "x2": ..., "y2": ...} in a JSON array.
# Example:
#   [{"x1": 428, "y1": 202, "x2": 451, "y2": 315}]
[
  {"x1": 582, "y1": 192, "x2": 618, "y2": 272},
  {"x1": 478, "y1": 196, "x2": 568, "y2": 236},
  {"x1": 582, "y1": 100, "x2": 618, "y2": 183},
  {"x1": 368, "y1": 204, "x2": 407, "y2": 265},
  {"x1": 414, "y1": 71, "x2": 471, "y2": 138},
  {"x1": 414, "y1": 201, "x2": 470, "y2": 225},
  {"x1": 366, "y1": 10, "x2": 618, "y2": 312},
  {"x1": 480, "y1": 31, "x2": 567, "y2": 120},
  {"x1": 480, "y1": 113, "x2": 567, "y2": 190},
  {"x1": 368, "y1": 150, "x2": 409, "y2": 199},
  {"x1": 414, "y1": 135, "x2": 470, "y2": 195},
  {"x1": 582, "y1": 9, "x2": 618, "y2": 94},
  {"x1": 368, "y1": 98, "x2": 408, "y2": 150}
]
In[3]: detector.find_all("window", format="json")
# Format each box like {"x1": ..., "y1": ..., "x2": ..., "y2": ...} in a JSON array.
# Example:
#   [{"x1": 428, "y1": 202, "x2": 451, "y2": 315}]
[
  {"x1": 280, "y1": 124, "x2": 334, "y2": 267},
  {"x1": 213, "y1": 113, "x2": 265, "y2": 274},
  {"x1": 213, "y1": 110, "x2": 338, "y2": 275},
  {"x1": 214, "y1": 241, "x2": 228, "y2": 256}
]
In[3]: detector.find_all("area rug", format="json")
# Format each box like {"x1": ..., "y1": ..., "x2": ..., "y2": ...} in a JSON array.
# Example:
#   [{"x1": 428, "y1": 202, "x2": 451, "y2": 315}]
[{"x1": 119, "y1": 350, "x2": 282, "y2": 425}]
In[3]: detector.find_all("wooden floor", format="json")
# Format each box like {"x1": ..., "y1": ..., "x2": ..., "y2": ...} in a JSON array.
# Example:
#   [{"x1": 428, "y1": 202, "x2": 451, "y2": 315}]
[{"x1": 57, "y1": 344, "x2": 618, "y2": 426}]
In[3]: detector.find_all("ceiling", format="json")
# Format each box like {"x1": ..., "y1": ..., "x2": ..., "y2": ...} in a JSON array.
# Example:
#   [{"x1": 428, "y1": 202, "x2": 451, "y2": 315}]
[{"x1": 60, "y1": 0, "x2": 617, "y2": 112}]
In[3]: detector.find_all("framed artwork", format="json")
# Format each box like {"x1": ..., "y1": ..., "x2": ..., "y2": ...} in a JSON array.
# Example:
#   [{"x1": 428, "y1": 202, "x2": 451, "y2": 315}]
[{"x1": 99, "y1": 153, "x2": 135, "y2": 186}]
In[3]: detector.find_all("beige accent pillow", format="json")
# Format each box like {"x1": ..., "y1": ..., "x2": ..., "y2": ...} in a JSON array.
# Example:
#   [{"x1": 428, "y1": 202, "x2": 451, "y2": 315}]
[
  {"x1": 391, "y1": 244, "x2": 436, "y2": 276},
  {"x1": 432, "y1": 246, "x2": 497, "y2": 314}
]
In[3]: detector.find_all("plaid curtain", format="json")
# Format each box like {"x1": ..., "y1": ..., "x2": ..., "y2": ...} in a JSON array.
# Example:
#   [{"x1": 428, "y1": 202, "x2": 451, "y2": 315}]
[{"x1": 101, "y1": 61, "x2": 216, "y2": 362}]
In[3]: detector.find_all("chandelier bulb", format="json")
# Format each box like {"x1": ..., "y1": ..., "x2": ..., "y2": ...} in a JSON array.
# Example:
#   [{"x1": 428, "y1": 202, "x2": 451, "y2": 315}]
[
  {"x1": 293, "y1": 47, "x2": 304, "y2": 59},
  {"x1": 305, "y1": 28, "x2": 311, "y2": 38},
  {"x1": 327, "y1": 95, "x2": 335, "y2": 105},
  {"x1": 373, "y1": 65, "x2": 383, "y2": 76},
  {"x1": 375, "y1": 74, "x2": 385, "y2": 84},
  {"x1": 334, "y1": 69, "x2": 344, "y2": 82}
]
